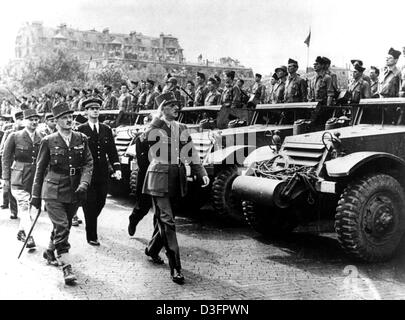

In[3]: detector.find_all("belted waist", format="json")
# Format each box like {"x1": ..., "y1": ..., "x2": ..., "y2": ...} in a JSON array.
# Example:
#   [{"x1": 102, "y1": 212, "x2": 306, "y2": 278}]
[
  {"x1": 15, "y1": 159, "x2": 36, "y2": 165},
  {"x1": 49, "y1": 167, "x2": 82, "y2": 176}
]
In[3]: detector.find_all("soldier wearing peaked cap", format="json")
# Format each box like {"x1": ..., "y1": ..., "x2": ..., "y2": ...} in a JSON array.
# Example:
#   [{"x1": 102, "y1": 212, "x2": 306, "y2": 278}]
[
  {"x1": 77, "y1": 98, "x2": 121, "y2": 246},
  {"x1": 369, "y1": 66, "x2": 380, "y2": 98},
  {"x1": 194, "y1": 72, "x2": 209, "y2": 107},
  {"x1": 2, "y1": 109, "x2": 43, "y2": 250},
  {"x1": 308, "y1": 56, "x2": 334, "y2": 106},
  {"x1": 348, "y1": 64, "x2": 371, "y2": 103},
  {"x1": 271, "y1": 66, "x2": 287, "y2": 104},
  {"x1": 220, "y1": 70, "x2": 242, "y2": 108},
  {"x1": 30, "y1": 102, "x2": 93, "y2": 285},
  {"x1": 284, "y1": 59, "x2": 308, "y2": 103},
  {"x1": 141, "y1": 91, "x2": 209, "y2": 284},
  {"x1": 380, "y1": 48, "x2": 402, "y2": 97}
]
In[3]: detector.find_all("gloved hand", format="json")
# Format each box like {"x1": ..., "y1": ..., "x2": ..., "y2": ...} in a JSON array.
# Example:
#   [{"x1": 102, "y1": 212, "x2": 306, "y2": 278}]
[
  {"x1": 113, "y1": 170, "x2": 122, "y2": 180},
  {"x1": 201, "y1": 176, "x2": 210, "y2": 188},
  {"x1": 74, "y1": 182, "x2": 88, "y2": 202},
  {"x1": 30, "y1": 197, "x2": 42, "y2": 210}
]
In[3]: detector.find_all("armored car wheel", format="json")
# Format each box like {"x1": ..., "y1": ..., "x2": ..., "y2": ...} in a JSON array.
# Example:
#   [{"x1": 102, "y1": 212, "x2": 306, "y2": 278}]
[
  {"x1": 335, "y1": 174, "x2": 405, "y2": 262},
  {"x1": 211, "y1": 166, "x2": 244, "y2": 223},
  {"x1": 129, "y1": 168, "x2": 139, "y2": 197},
  {"x1": 242, "y1": 200, "x2": 296, "y2": 237}
]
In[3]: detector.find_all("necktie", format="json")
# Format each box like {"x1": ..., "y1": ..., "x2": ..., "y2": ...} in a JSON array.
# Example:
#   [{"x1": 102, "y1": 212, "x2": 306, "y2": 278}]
[{"x1": 93, "y1": 124, "x2": 98, "y2": 136}]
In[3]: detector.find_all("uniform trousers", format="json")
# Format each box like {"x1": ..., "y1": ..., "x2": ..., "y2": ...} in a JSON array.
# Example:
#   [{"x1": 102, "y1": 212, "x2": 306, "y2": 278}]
[
  {"x1": 3, "y1": 187, "x2": 17, "y2": 214},
  {"x1": 147, "y1": 195, "x2": 181, "y2": 271},
  {"x1": 82, "y1": 181, "x2": 108, "y2": 242},
  {"x1": 10, "y1": 187, "x2": 32, "y2": 233},
  {"x1": 45, "y1": 201, "x2": 79, "y2": 256}
]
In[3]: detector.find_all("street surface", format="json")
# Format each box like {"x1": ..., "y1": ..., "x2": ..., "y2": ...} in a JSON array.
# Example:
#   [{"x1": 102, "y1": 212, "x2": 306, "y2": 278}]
[{"x1": 1, "y1": 194, "x2": 405, "y2": 300}]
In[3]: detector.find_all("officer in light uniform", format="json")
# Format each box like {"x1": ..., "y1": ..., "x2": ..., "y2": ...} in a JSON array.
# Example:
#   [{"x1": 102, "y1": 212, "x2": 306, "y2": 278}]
[
  {"x1": 380, "y1": 48, "x2": 402, "y2": 98},
  {"x1": 2, "y1": 109, "x2": 43, "y2": 249},
  {"x1": 369, "y1": 66, "x2": 380, "y2": 98},
  {"x1": 284, "y1": 59, "x2": 308, "y2": 103},
  {"x1": 31, "y1": 102, "x2": 93, "y2": 285}
]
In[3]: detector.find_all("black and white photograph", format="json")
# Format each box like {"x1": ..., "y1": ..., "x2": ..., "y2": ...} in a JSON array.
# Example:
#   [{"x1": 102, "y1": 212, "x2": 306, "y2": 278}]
[{"x1": 0, "y1": 0, "x2": 405, "y2": 305}]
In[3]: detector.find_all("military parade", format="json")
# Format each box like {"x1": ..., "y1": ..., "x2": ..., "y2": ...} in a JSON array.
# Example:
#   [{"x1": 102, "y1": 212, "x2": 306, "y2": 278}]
[{"x1": 2, "y1": 0, "x2": 405, "y2": 303}]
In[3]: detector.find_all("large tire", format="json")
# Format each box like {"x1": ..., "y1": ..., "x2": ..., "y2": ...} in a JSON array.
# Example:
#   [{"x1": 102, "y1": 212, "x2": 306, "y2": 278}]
[
  {"x1": 129, "y1": 168, "x2": 139, "y2": 197},
  {"x1": 211, "y1": 166, "x2": 244, "y2": 223},
  {"x1": 335, "y1": 173, "x2": 405, "y2": 262},
  {"x1": 242, "y1": 200, "x2": 297, "y2": 237}
]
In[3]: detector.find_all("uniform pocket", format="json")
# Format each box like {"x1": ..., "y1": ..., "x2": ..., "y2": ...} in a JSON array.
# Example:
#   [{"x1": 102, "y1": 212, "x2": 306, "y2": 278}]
[
  {"x1": 10, "y1": 162, "x2": 24, "y2": 186},
  {"x1": 50, "y1": 148, "x2": 66, "y2": 165},
  {"x1": 42, "y1": 177, "x2": 59, "y2": 200},
  {"x1": 144, "y1": 167, "x2": 169, "y2": 193}
]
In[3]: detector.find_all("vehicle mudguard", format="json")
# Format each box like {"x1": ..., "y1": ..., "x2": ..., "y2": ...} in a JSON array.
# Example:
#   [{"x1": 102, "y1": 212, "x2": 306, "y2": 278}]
[
  {"x1": 325, "y1": 152, "x2": 405, "y2": 177},
  {"x1": 206, "y1": 145, "x2": 256, "y2": 165},
  {"x1": 242, "y1": 145, "x2": 278, "y2": 167}
]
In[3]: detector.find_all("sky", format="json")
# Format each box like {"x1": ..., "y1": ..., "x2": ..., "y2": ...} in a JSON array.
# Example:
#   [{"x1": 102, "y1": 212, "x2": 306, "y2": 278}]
[{"x1": 2, "y1": 0, "x2": 405, "y2": 75}]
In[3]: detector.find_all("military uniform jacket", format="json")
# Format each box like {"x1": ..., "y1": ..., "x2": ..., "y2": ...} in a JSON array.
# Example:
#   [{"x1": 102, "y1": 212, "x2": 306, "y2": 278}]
[
  {"x1": 32, "y1": 131, "x2": 93, "y2": 203},
  {"x1": 2, "y1": 129, "x2": 43, "y2": 193},
  {"x1": 118, "y1": 93, "x2": 132, "y2": 111},
  {"x1": 284, "y1": 74, "x2": 308, "y2": 103},
  {"x1": 142, "y1": 118, "x2": 207, "y2": 198},
  {"x1": 380, "y1": 66, "x2": 401, "y2": 98},
  {"x1": 145, "y1": 90, "x2": 159, "y2": 109},
  {"x1": 370, "y1": 80, "x2": 379, "y2": 98},
  {"x1": 271, "y1": 80, "x2": 286, "y2": 104},
  {"x1": 77, "y1": 122, "x2": 120, "y2": 183},
  {"x1": 194, "y1": 85, "x2": 209, "y2": 106},
  {"x1": 308, "y1": 72, "x2": 334, "y2": 104},
  {"x1": 250, "y1": 82, "x2": 266, "y2": 104},
  {"x1": 348, "y1": 78, "x2": 371, "y2": 103},
  {"x1": 70, "y1": 96, "x2": 80, "y2": 111},
  {"x1": 102, "y1": 94, "x2": 118, "y2": 110},
  {"x1": 221, "y1": 85, "x2": 242, "y2": 108},
  {"x1": 204, "y1": 90, "x2": 221, "y2": 106}
]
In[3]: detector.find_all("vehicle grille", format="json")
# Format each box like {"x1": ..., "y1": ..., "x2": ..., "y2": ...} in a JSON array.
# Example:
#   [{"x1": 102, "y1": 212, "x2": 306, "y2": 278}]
[
  {"x1": 115, "y1": 136, "x2": 132, "y2": 156},
  {"x1": 280, "y1": 142, "x2": 325, "y2": 167}
]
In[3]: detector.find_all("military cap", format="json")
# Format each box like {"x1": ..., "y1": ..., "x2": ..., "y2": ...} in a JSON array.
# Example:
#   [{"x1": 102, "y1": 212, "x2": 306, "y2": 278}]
[
  {"x1": 14, "y1": 111, "x2": 24, "y2": 120},
  {"x1": 275, "y1": 66, "x2": 287, "y2": 74},
  {"x1": 82, "y1": 97, "x2": 102, "y2": 109},
  {"x1": 104, "y1": 84, "x2": 112, "y2": 91},
  {"x1": 187, "y1": 80, "x2": 195, "y2": 86},
  {"x1": 72, "y1": 88, "x2": 80, "y2": 94},
  {"x1": 207, "y1": 77, "x2": 217, "y2": 85},
  {"x1": 322, "y1": 57, "x2": 331, "y2": 65},
  {"x1": 315, "y1": 56, "x2": 324, "y2": 64},
  {"x1": 166, "y1": 77, "x2": 178, "y2": 85},
  {"x1": 214, "y1": 75, "x2": 221, "y2": 83},
  {"x1": 196, "y1": 72, "x2": 206, "y2": 80},
  {"x1": 255, "y1": 73, "x2": 262, "y2": 78},
  {"x1": 271, "y1": 73, "x2": 279, "y2": 80},
  {"x1": 370, "y1": 66, "x2": 380, "y2": 76},
  {"x1": 146, "y1": 79, "x2": 155, "y2": 86},
  {"x1": 351, "y1": 59, "x2": 363, "y2": 66},
  {"x1": 155, "y1": 91, "x2": 180, "y2": 107},
  {"x1": 288, "y1": 58, "x2": 298, "y2": 66},
  {"x1": 225, "y1": 70, "x2": 236, "y2": 80},
  {"x1": 388, "y1": 47, "x2": 401, "y2": 59},
  {"x1": 353, "y1": 64, "x2": 365, "y2": 73},
  {"x1": 130, "y1": 80, "x2": 139, "y2": 86},
  {"x1": 52, "y1": 102, "x2": 74, "y2": 119},
  {"x1": 23, "y1": 109, "x2": 40, "y2": 120},
  {"x1": 45, "y1": 113, "x2": 54, "y2": 120}
]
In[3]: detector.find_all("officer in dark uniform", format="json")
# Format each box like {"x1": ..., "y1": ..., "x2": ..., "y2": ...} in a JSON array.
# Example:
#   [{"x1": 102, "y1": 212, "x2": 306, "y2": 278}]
[
  {"x1": 31, "y1": 102, "x2": 93, "y2": 285},
  {"x1": 184, "y1": 81, "x2": 195, "y2": 107},
  {"x1": 142, "y1": 92, "x2": 209, "y2": 284},
  {"x1": 77, "y1": 98, "x2": 121, "y2": 246},
  {"x1": 0, "y1": 111, "x2": 24, "y2": 217},
  {"x1": 2, "y1": 109, "x2": 43, "y2": 249}
]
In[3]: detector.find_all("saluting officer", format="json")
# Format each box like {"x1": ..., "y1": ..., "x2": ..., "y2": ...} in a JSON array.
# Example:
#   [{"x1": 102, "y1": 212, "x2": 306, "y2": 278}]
[
  {"x1": 380, "y1": 48, "x2": 402, "y2": 98},
  {"x1": 2, "y1": 109, "x2": 43, "y2": 249},
  {"x1": 284, "y1": 59, "x2": 308, "y2": 103},
  {"x1": 77, "y1": 98, "x2": 121, "y2": 246},
  {"x1": 30, "y1": 102, "x2": 93, "y2": 285}
]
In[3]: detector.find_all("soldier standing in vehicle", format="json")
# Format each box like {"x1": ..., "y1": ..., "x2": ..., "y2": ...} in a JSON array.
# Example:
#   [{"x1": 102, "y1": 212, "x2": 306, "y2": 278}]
[
  {"x1": 30, "y1": 102, "x2": 93, "y2": 285},
  {"x1": 194, "y1": 72, "x2": 209, "y2": 107},
  {"x1": 221, "y1": 70, "x2": 242, "y2": 108},
  {"x1": 118, "y1": 83, "x2": 133, "y2": 112},
  {"x1": 184, "y1": 81, "x2": 195, "y2": 107},
  {"x1": 271, "y1": 66, "x2": 287, "y2": 104},
  {"x1": 138, "y1": 80, "x2": 148, "y2": 107},
  {"x1": 77, "y1": 98, "x2": 121, "y2": 246},
  {"x1": 102, "y1": 85, "x2": 118, "y2": 110},
  {"x1": 380, "y1": 48, "x2": 402, "y2": 98},
  {"x1": 369, "y1": 66, "x2": 380, "y2": 98},
  {"x1": 348, "y1": 63, "x2": 371, "y2": 103},
  {"x1": 351, "y1": 60, "x2": 371, "y2": 85},
  {"x1": 2, "y1": 109, "x2": 43, "y2": 250},
  {"x1": 145, "y1": 79, "x2": 159, "y2": 109},
  {"x1": 308, "y1": 56, "x2": 334, "y2": 106},
  {"x1": 322, "y1": 57, "x2": 340, "y2": 101},
  {"x1": 248, "y1": 73, "x2": 266, "y2": 107},
  {"x1": 284, "y1": 59, "x2": 308, "y2": 103},
  {"x1": 204, "y1": 77, "x2": 222, "y2": 106},
  {"x1": 130, "y1": 81, "x2": 140, "y2": 107},
  {"x1": 214, "y1": 75, "x2": 224, "y2": 95},
  {"x1": 266, "y1": 73, "x2": 279, "y2": 103}
]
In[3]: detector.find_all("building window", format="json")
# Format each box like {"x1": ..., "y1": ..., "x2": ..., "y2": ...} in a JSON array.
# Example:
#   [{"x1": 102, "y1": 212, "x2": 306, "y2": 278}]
[
  {"x1": 71, "y1": 40, "x2": 78, "y2": 47},
  {"x1": 85, "y1": 42, "x2": 91, "y2": 49}
]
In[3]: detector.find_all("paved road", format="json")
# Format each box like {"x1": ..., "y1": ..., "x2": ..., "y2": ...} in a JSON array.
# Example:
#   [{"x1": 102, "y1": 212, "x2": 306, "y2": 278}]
[{"x1": 0, "y1": 195, "x2": 405, "y2": 300}]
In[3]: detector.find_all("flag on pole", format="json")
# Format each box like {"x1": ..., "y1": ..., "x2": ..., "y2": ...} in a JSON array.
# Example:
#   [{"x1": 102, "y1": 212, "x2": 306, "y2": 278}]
[{"x1": 304, "y1": 30, "x2": 311, "y2": 47}]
